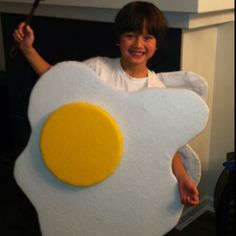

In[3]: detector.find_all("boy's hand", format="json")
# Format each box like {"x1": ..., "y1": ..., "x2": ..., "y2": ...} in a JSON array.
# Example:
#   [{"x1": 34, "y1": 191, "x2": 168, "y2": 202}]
[
  {"x1": 13, "y1": 22, "x2": 35, "y2": 51},
  {"x1": 172, "y1": 152, "x2": 199, "y2": 206},
  {"x1": 177, "y1": 176, "x2": 199, "y2": 206}
]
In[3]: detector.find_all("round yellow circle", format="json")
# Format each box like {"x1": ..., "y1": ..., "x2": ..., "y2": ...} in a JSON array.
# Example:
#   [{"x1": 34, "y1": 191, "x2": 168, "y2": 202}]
[{"x1": 40, "y1": 102, "x2": 123, "y2": 186}]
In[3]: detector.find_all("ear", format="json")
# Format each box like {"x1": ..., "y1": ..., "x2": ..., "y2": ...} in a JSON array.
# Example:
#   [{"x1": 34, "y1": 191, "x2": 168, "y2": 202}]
[{"x1": 116, "y1": 36, "x2": 121, "y2": 47}]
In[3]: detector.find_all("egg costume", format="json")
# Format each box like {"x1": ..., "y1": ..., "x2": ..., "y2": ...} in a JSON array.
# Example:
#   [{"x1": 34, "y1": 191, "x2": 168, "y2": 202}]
[{"x1": 14, "y1": 61, "x2": 209, "y2": 236}]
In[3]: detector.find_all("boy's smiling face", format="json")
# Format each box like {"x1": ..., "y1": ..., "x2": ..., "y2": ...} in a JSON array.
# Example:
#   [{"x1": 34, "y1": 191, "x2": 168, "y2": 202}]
[{"x1": 119, "y1": 29, "x2": 157, "y2": 74}]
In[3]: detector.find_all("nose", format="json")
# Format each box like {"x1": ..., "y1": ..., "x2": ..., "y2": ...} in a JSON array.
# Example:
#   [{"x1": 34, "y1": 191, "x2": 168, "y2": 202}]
[{"x1": 133, "y1": 36, "x2": 144, "y2": 47}]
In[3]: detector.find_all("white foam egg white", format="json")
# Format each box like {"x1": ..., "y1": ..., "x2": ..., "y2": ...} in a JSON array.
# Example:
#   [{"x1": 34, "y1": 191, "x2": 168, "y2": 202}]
[{"x1": 14, "y1": 61, "x2": 209, "y2": 236}]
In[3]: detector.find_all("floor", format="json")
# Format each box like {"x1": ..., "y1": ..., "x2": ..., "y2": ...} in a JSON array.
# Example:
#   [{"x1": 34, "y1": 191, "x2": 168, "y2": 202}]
[{"x1": 165, "y1": 211, "x2": 216, "y2": 236}]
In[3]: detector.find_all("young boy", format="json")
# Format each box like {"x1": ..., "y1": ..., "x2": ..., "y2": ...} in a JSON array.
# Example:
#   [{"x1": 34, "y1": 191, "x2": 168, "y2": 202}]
[{"x1": 13, "y1": 1, "x2": 199, "y2": 205}]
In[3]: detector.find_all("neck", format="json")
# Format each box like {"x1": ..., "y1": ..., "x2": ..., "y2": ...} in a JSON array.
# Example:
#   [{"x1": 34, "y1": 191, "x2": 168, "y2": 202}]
[{"x1": 120, "y1": 59, "x2": 148, "y2": 78}]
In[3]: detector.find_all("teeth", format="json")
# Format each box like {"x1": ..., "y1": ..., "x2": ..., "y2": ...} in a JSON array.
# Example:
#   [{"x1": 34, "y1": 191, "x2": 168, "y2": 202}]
[{"x1": 130, "y1": 51, "x2": 144, "y2": 56}]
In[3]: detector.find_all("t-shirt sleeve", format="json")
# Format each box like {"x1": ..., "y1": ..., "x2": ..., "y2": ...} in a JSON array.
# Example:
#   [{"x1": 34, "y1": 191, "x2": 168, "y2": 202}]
[
  {"x1": 83, "y1": 57, "x2": 113, "y2": 84},
  {"x1": 83, "y1": 57, "x2": 100, "y2": 74}
]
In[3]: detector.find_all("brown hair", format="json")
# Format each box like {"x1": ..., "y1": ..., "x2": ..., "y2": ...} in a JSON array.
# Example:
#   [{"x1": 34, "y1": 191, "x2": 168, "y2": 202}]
[{"x1": 114, "y1": 1, "x2": 168, "y2": 47}]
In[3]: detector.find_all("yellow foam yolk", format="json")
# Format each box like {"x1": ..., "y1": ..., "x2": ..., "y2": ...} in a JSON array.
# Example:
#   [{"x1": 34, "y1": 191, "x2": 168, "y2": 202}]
[{"x1": 40, "y1": 102, "x2": 123, "y2": 186}]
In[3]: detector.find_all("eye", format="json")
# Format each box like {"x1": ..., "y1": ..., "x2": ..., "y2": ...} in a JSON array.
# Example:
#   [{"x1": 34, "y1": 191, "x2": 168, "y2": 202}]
[
  {"x1": 123, "y1": 32, "x2": 135, "y2": 39},
  {"x1": 144, "y1": 35, "x2": 155, "y2": 41}
]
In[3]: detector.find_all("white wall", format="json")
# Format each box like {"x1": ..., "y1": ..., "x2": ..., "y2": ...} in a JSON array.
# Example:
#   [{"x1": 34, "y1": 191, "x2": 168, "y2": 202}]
[
  {"x1": 181, "y1": 26, "x2": 218, "y2": 204},
  {"x1": 180, "y1": 21, "x2": 234, "y2": 216},
  {"x1": 175, "y1": 22, "x2": 234, "y2": 229},
  {"x1": 2, "y1": 0, "x2": 234, "y2": 12},
  {"x1": 208, "y1": 21, "x2": 235, "y2": 198}
]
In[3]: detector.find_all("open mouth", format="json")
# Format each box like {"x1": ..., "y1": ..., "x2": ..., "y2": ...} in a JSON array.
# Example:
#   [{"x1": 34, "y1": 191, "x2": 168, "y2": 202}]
[{"x1": 129, "y1": 50, "x2": 146, "y2": 58}]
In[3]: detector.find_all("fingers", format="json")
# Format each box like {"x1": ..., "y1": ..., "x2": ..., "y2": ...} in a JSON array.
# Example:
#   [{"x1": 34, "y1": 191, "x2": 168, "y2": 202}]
[
  {"x1": 13, "y1": 22, "x2": 33, "y2": 42},
  {"x1": 181, "y1": 191, "x2": 199, "y2": 206},
  {"x1": 13, "y1": 28, "x2": 23, "y2": 42},
  {"x1": 187, "y1": 195, "x2": 199, "y2": 205},
  {"x1": 178, "y1": 181, "x2": 200, "y2": 206},
  {"x1": 13, "y1": 23, "x2": 25, "y2": 42},
  {"x1": 181, "y1": 196, "x2": 198, "y2": 205},
  {"x1": 24, "y1": 24, "x2": 33, "y2": 34}
]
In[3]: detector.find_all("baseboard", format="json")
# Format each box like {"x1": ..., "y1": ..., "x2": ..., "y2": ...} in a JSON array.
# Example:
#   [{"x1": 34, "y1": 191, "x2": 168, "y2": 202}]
[{"x1": 176, "y1": 195, "x2": 215, "y2": 230}]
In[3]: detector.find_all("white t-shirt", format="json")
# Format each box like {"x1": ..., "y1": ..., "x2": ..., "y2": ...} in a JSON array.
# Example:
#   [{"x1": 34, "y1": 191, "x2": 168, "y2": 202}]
[{"x1": 84, "y1": 57, "x2": 165, "y2": 92}]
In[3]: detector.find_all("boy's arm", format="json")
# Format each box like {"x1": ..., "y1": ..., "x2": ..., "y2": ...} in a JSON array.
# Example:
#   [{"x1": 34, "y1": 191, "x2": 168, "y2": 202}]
[
  {"x1": 21, "y1": 47, "x2": 52, "y2": 76},
  {"x1": 172, "y1": 152, "x2": 199, "y2": 205},
  {"x1": 13, "y1": 22, "x2": 52, "y2": 76}
]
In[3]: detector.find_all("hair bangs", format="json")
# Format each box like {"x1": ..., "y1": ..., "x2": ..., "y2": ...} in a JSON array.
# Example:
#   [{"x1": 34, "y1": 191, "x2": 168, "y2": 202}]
[{"x1": 114, "y1": 1, "x2": 168, "y2": 45}]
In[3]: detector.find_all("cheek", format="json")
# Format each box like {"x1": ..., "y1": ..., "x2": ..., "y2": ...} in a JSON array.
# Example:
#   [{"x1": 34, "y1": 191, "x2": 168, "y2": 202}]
[
  {"x1": 119, "y1": 40, "x2": 130, "y2": 53},
  {"x1": 119, "y1": 39, "x2": 127, "y2": 48},
  {"x1": 147, "y1": 42, "x2": 157, "y2": 54}
]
